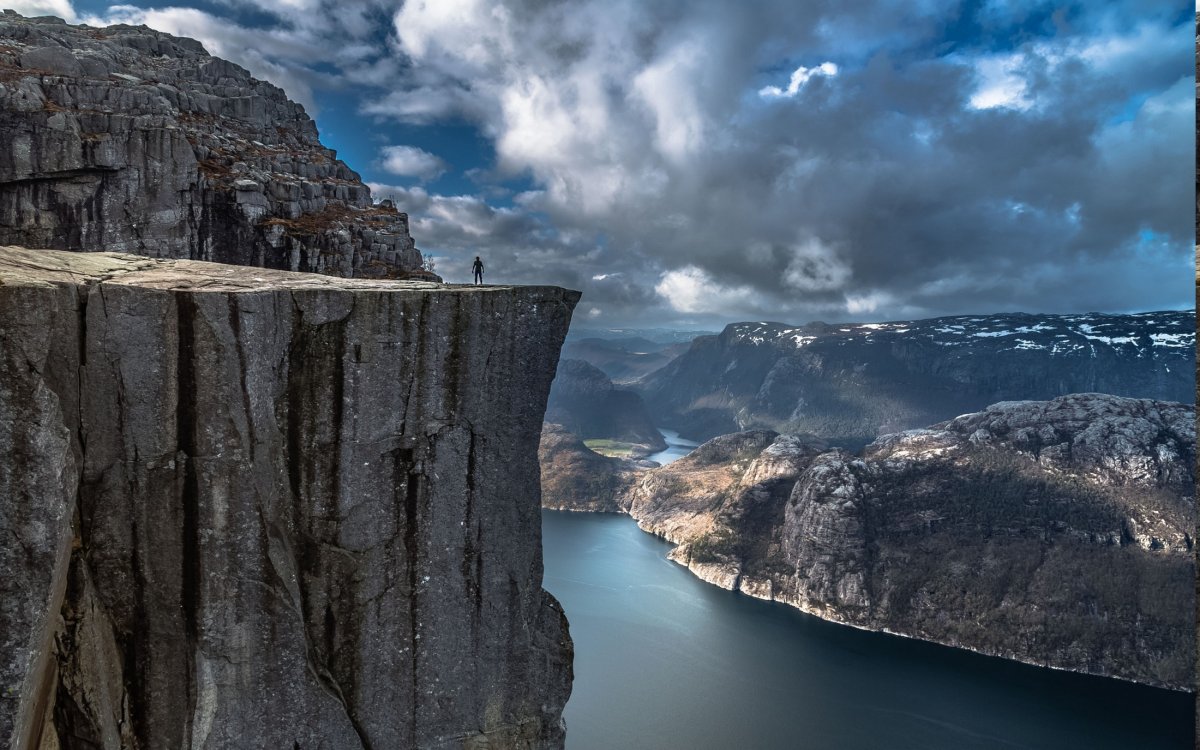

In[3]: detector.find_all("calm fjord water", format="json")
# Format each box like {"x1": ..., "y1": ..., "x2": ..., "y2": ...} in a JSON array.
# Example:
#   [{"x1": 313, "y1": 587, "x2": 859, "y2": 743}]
[{"x1": 541, "y1": 510, "x2": 1192, "y2": 749}]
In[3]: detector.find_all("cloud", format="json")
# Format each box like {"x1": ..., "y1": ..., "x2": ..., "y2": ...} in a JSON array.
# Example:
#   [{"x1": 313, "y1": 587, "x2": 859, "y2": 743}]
[
  {"x1": 758, "y1": 61, "x2": 839, "y2": 99},
  {"x1": 26, "y1": 0, "x2": 1190, "y2": 327},
  {"x1": 782, "y1": 238, "x2": 852, "y2": 292},
  {"x1": 632, "y1": 38, "x2": 709, "y2": 161},
  {"x1": 655, "y1": 266, "x2": 757, "y2": 315},
  {"x1": 5, "y1": 0, "x2": 76, "y2": 21},
  {"x1": 369, "y1": 1, "x2": 1191, "y2": 325},
  {"x1": 844, "y1": 291, "x2": 897, "y2": 315},
  {"x1": 377, "y1": 145, "x2": 447, "y2": 180},
  {"x1": 968, "y1": 54, "x2": 1031, "y2": 110}
]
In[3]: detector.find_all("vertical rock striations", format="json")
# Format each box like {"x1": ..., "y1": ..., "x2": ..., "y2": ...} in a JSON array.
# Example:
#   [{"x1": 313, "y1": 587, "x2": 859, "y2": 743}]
[
  {"x1": 0, "y1": 12, "x2": 432, "y2": 279},
  {"x1": 0, "y1": 246, "x2": 577, "y2": 749}
]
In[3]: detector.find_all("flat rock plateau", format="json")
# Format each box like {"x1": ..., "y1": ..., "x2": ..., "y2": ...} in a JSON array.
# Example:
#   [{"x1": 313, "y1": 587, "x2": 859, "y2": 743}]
[{"x1": 0, "y1": 247, "x2": 578, "y2": 749}]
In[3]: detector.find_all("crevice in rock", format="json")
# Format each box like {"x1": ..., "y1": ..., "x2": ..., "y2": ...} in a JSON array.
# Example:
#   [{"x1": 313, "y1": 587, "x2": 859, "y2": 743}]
[
  {"x1": 174, "y1": 291, "x2": 200, "y2": 745},
  {"x1": 464, "y1": 431, "x2": 483, "y2": 621},
  {"x1": 0, "y1": 166, "x2": 121, "y2": 187},
  {"x1": 404, "y1": 466, "x2": 422, "y2": 750},
  {"x1": 226, "y1": 295, "x2": 256, "y2": 458}
]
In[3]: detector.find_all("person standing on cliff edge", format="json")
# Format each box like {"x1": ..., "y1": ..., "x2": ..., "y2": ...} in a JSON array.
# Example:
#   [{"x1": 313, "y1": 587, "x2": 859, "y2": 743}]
[{"x1": 472, "y1": 256, "x2": 485, "y2": 285}]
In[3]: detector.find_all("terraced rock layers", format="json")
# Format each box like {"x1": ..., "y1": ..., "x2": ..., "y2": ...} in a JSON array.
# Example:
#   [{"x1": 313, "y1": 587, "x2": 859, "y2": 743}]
[{"x1": 0, "y1": 12, "x2": 431, "y2": 279}]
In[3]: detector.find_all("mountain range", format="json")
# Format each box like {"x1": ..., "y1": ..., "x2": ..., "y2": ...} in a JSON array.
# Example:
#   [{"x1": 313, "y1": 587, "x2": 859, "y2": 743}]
[{"x1": 634, "y1": 311, "x2": 1194, "y2": 447}]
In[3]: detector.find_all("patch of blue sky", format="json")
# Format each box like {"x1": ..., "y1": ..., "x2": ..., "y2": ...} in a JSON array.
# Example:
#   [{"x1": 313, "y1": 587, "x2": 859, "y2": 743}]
[
  {"x1": 1105, "y1": 92, "x2": 1154, "y2": 126},
  {"x1": 313, "y1": 89, "x2": 538, "y2": 205},
  {"x1": 74, "y1": 0, "x2": 278, "y2": 28}
]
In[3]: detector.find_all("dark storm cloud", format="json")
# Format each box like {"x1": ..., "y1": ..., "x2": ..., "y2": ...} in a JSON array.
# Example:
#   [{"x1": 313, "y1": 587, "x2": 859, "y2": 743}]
[{"x1": 69, "y1": 0, "x2": 1195, "y2": 326}]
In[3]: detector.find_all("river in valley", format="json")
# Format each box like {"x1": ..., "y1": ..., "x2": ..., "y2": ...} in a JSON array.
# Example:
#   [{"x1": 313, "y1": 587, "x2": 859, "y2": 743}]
[
  {"x1": 542, "y1": 431, "x2": 1193, "y2": 750},
  {"x1": 645, "y1": 429, "x2": 700, "y2": 465}
]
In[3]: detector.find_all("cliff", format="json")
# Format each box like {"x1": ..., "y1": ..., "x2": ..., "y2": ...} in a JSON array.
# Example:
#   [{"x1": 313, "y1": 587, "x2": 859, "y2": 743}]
[
  {"x1": 0, "y1": 246, "x2": 577, "y2": 749},
  {"x1": 637, "y1": 312, "x2": 1195, "y2": 445},
  {"x1": 544, "y1": 394, "x2": 1195, "y2": 690},
  {"x1": 0, "y1": 12, "x2": 431, "y2": 279}
]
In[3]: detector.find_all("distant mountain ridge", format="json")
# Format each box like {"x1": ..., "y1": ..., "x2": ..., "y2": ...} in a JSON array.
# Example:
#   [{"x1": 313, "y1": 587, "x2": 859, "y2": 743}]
[
  {"x1": 545, "y1": 359, "x2": 666, "y2": 453},
  {"x1": 635, "y1": 310, "x2": 1195, "y2": 446},
  {"x1": 566, "y1": 327, "x2": 714, "y2": 344},
  {"x1": 560, "y1": 337, "x2": 691, "y2": 383}
]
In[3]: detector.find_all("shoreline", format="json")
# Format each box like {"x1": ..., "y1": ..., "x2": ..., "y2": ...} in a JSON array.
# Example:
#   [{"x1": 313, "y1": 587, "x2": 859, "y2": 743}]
[{"x1": 541, "y1": 506, "x2": 1194, "y2": 695}]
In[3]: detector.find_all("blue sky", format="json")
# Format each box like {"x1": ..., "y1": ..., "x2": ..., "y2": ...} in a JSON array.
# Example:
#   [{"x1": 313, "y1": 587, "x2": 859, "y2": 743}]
[{"x1": 12, "y1": 0, "x2": 1196, "y2": 327}]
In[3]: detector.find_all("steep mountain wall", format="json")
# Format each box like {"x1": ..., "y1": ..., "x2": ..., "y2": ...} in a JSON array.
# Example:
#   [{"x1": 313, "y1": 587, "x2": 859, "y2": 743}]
[
  {"x1": 0, "y1": 246, "x2": 577, "y2": 749},
  {"x1": 543, "y1": 394, "x2": 1195, "y2": 690},
  {"x1": 0, "y1": 12, "x2": 431, "y2": 279},
  {"x1": 545, "y1": 359, "x2": 665, "y2": 453},
  {"x1": 637, "y1": 312, "x2": 1195, "y2": 444}
]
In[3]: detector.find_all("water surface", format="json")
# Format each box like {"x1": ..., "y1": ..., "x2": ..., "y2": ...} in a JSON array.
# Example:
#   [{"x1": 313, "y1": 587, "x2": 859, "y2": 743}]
[
  {"x1": 542, "y1": 510, "x2": 1193, "y2": 749},
  {"x1": 646, "y1": 428, "x2": 699, "y2": 465}
]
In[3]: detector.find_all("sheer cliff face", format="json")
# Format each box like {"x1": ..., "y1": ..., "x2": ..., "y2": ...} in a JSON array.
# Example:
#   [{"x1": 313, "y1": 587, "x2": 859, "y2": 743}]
[
  {"x1": 0, "y1": 12, "x2": 429, "y2": 279},
  {"x1": 774, "y1": 396, "x2": 1195, "y2": 689},
  {"x1": 544, "y1": 395, "x2": 1195, "y2": 690},
  {"x1": 0, "y1": 247, "x2": 577, "y2": 749}
]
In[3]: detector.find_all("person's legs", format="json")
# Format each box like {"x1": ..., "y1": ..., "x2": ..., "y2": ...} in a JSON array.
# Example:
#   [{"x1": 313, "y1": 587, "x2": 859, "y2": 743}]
[{"x1": 474, "y1": 270, "x2": 483, "y2": 284}]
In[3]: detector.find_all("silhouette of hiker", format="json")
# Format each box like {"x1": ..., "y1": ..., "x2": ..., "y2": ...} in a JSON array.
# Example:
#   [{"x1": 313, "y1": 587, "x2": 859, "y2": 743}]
[{"x1": 472, "y1": 256, "x2": 484, "y2": 285}]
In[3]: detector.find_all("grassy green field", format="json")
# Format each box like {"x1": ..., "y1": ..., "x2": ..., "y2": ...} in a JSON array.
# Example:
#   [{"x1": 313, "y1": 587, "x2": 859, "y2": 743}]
[{"x1": 583, "y1": 439, "x2": 642, "y2": 458}]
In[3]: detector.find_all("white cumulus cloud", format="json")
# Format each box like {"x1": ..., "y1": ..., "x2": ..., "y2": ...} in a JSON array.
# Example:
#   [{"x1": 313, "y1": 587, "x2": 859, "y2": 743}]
[
  {"x1": 759, "y1": 62, "x2": 838, "y2": 99},
  {"x1": 378, "y1": 145, "x2": 447, "y2": 180},
  {"x1": 968, "y1": 53, "x2": 1031, "y2": 110},
  {"x1": 656, "y1": 266, "x2": 756, "y2": 314},
  {"x1": 5, "y1": 0, "x2": 76, "y2": 20}
]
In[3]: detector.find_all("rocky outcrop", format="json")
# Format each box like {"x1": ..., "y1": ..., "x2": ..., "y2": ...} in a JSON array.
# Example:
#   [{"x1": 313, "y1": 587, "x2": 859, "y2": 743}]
[
  {"x1": 0, "y1": 12, "x2": 432, "y2": 279},
  {"x1": 767, "y1": 395, "x2": 1195, "y2": 690},
  {"x1": 0, "y1": 246, "x2": 577, "y2": 749},
  {"x1": 636, "y1": 312, "x2": 1195, "y2": 445},
  {"x1": 538, "y1": 424, "x2": 639, "y2": 513},
  {"x1": 545, "y1": 359, "x2": 665, "y2": 454},
  {"x1": 543, "y1": 394, "x2": 1195, "y2": 690}
]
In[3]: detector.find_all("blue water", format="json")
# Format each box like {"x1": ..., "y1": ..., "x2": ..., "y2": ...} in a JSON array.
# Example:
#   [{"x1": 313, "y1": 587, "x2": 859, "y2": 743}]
[
  {"x1": 645, "y1": 429, "x2": 699, "y2": 465},
  {"x1": 542, "y1": 511, "x2": 1194, "y2": 749}
]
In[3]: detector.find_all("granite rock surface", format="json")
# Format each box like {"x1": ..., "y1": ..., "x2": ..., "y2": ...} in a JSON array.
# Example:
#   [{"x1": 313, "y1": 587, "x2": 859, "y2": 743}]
[
  {"x1": 0, "y1": 246, "x2": 577, "y2": 749},
  {"x1": 0, "y1": 12, "x2": 432, "y2": 279}
]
